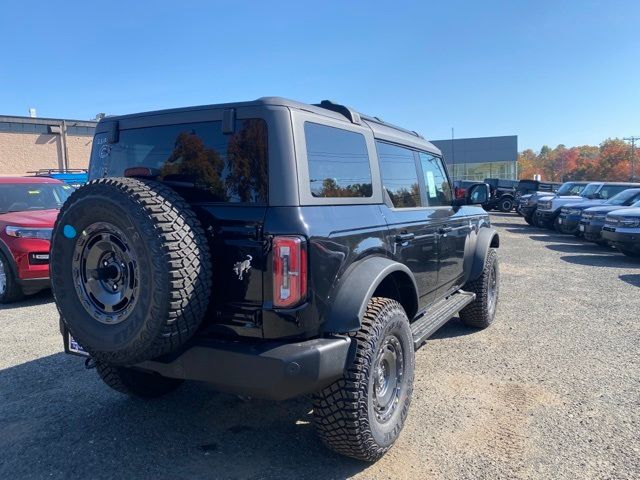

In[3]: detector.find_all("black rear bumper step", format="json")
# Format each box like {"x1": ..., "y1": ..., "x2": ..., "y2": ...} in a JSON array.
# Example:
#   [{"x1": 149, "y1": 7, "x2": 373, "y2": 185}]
[{"x1": 411, "y1": 290, "x2": 475, "y2": 349}]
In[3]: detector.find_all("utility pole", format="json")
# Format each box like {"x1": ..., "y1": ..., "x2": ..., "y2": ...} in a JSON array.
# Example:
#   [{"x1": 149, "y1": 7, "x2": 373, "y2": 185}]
[
  {"x1": 624, "y1": 136, "x2": 639, "y2": 181},
  {"x1": 451, "y1": 127, "x2": 456, "y2": 180}
]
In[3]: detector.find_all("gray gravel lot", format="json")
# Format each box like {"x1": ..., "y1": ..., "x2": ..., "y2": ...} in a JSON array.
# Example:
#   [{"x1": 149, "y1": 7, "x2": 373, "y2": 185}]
[{"x1": 1, "y1": 213, "x2": 639, "y2": 479}]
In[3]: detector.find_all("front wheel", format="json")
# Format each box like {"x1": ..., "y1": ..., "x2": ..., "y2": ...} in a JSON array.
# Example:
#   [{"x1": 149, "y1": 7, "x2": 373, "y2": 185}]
[
  {"x1": 0, "y1": 252, "x2": 24, "y2": 304},
  {"x1": 313, "y1": 298, "x2": 415, "y2": 462},
  {"x1": 459, "y1": 248, "x2": 499, "y2": 328}
]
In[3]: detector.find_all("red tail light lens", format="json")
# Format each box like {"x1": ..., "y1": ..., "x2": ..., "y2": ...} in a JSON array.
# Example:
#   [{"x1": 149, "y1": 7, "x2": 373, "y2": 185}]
[{"x1": 272, "y1": 236, "x2": 307, "y2": 308}]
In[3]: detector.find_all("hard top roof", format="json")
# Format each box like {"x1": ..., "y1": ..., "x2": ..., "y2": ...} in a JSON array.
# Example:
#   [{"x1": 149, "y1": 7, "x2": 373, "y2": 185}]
[
  {"x1": 99, "y1": 97, "x2": 441, "y2": 155},
  {"x1": 0, "y1": 176, "x2": 63, "y2": 184}
]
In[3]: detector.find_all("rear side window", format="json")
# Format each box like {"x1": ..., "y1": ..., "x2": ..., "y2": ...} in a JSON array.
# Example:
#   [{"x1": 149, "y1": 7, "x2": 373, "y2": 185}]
[
  {"x1": 598, "y1": 185, "x2": 634, "y2": 200},
  {"x1": 304, "y1": 122, "x2": 372, "y2": 198},
  {"x1": 418, "y1": 152, "x2": 452, "y2": 206},
  {"x1": 377, "y1": 141, "x2": 421, "y2": 208},
  {"x1": 90, "y1": 119, "x2": 268, "y2": 203}
]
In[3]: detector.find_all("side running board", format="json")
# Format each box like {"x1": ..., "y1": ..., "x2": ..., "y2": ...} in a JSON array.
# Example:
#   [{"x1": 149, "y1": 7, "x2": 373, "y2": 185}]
[{"x1": 411, "y1": 290, "x2": 475, "y2": 349}]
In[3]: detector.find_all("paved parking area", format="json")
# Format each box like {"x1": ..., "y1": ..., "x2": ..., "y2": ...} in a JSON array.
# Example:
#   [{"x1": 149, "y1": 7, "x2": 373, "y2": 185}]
[{"x1": 0, "y1": 213, "x2": 638, "y2": 479}]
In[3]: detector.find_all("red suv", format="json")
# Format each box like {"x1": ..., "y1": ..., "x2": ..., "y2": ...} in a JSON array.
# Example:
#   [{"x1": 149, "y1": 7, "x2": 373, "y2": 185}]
[{"x1": 0, "y1": 177, "x2": 72, "y2": 303}]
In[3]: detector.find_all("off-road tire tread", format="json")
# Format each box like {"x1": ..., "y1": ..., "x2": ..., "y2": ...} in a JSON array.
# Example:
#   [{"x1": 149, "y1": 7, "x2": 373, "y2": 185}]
[
  {"x1": 96, "y1": 361, "x2": 184, "y2": 398},
  {"x1": 459, "y1": 248, "x2": 499, "y2": 328},
  {"x1": 52, "y1": 177, "x2": 212, "y2": 365},
  {"x1": 312, "y1": 297, "x2": 413, "y2": 462}
]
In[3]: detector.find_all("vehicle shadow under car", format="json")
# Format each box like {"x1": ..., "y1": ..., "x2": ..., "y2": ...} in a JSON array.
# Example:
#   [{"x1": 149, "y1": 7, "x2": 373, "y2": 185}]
[
  {"x1": 0, "y1": 289, "x2": 53, "y2": 311},
  {"x1": 0, "y1": 353, "x2": 368, "y2": 480}
]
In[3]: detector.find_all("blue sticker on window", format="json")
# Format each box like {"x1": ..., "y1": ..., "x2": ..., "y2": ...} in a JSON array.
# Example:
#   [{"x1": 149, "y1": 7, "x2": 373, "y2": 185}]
[{"x1": 63, "y1": 225, "x2": 77, "y2": 239}]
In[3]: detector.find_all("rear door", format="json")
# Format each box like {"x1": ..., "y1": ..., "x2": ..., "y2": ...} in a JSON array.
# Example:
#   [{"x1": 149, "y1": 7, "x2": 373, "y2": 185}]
[{"x1": 377, "y1": 141, "x2": 439, "y2": 308}]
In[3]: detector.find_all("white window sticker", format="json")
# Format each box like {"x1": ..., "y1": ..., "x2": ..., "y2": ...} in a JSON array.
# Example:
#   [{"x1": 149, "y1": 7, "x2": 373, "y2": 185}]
[{"x1": 426, "y1": 171, "x2": 437, "y2": 198}]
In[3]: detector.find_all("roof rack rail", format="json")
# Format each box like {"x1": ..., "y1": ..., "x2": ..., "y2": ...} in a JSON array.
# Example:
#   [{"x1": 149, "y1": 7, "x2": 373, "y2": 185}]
[
  {"x1": 314, "y1": 100, "x2": 362, "y2": 125},
  {"x1": 29, "y1": 168, "x2": 88, "y2": 175},
  {"x1": 360, "y1": 114, "x2": 425, "y2": 140}
]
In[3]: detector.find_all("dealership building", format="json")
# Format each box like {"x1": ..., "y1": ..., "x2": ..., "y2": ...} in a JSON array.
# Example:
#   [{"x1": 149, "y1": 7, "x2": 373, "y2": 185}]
[
  {"x1": 431, "y1": 135, "x2": 518, "y2": 181},
  {"x1": 0, "y1": 115, "x2": 97, "y2": 176},
  {"x1": 0, "y1": 115, "x2": 518, "y2": 182}
]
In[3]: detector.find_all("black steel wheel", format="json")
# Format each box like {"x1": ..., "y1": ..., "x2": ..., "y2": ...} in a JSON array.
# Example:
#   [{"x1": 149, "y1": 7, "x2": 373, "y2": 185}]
[{"x1": 313, "y1": 298, "x2": 414, "y2": 462}]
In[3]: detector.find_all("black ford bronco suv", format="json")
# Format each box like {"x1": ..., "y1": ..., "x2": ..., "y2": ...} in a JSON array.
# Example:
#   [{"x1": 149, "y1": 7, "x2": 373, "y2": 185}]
[{"x1": 50, "y1": 98, "x2": 499, "y2": 461}]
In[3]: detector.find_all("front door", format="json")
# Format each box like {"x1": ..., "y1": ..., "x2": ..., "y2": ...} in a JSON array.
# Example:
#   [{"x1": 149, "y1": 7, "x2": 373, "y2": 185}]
[{"x1": 416, "y1": 152, "x2": 468, "y2": 296}]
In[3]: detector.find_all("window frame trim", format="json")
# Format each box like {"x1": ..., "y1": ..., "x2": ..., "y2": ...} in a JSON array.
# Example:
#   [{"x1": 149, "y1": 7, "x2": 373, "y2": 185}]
[{"x1": 416, "y1": 150, "x2": 454, "y2": 208}]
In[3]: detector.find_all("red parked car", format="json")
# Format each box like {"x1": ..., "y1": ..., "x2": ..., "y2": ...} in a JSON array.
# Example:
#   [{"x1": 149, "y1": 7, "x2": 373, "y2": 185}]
[{"x1": 0, "y1": 177, "x2": 73, "y2": 303}]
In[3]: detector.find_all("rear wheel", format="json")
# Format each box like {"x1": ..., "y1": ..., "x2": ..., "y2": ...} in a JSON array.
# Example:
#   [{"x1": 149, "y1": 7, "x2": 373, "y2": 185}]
[
  {"x1": 460, "y1": 249, "x2": 499, "y2": 329},
  {"x1": 313, "y1": 298, "x2": 415, "y2": 462},
  {"x1": 96, "y1": 362, "x2": 184, "y2": 398},
  {"x1": 0, "y1": 252, "x2": 24, "y2": 304}
]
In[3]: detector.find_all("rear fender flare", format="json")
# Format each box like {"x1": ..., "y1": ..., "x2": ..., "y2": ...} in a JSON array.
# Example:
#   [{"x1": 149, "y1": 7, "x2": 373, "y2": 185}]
[{"x1": 321, "y1": 256, "x2": 418, "y2": 334}]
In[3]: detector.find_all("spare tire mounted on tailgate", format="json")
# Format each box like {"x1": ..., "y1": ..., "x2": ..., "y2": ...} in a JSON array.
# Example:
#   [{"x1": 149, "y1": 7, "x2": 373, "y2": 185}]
[{"x1": 51, "y1": 177, "x2": 212, "y2": 365}]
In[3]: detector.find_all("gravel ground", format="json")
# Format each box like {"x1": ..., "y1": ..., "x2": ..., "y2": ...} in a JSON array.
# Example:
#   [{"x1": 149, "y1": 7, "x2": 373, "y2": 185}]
[{"x1": 1, "y1": 213, "x2": 638, "y2": 480}]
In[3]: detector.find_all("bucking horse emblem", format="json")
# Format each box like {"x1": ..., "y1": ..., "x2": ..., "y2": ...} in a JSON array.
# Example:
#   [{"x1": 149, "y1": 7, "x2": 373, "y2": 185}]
[{"x1": 233, "y1": 255, "x2": 253, "y2": 280}]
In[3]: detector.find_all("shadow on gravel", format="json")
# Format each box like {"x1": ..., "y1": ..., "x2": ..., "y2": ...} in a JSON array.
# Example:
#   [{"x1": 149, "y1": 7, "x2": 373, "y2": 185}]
[
  {"x1": 619, "y1": 274, "x2": 640, "y2": 287},
  {"x1": 546, "y1": 243, "x2": 613, "y2": 255},
  {"x1": 528, "y1": 233, "x2": 581, "y2": 244},
  {"x1": 0, "y1": 354, "x2": 368, "y2": 480},
  {"x1": 559, "y1": 254, "x2": 640, "y2": 268},
  {"x1": 0, "y1": 289, "x2": 53, "y2": 310},
  {"x1": 430, "y1": 317, "x2": 477, "y2": 339}
]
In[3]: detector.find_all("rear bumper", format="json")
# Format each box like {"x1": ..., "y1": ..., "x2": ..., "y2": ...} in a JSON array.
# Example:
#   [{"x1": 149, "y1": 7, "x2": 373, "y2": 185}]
[
  {"x1": 142, "y1": 337, "x2": 351, "y2": 400},
  {"x1": 63, "y1": 324, "x2": 351, "y2": 401}
]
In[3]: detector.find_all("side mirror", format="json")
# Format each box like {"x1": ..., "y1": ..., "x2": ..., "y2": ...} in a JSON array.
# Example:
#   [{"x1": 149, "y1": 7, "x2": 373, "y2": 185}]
[{"x1": 467, "y1": 183, "x2": 489, "y2": 205}]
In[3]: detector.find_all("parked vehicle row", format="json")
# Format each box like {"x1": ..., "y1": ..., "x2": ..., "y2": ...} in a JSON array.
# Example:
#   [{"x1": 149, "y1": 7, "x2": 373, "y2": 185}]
[{"x1": 517, "y1": 180, "x2": 640, "y2": 257}]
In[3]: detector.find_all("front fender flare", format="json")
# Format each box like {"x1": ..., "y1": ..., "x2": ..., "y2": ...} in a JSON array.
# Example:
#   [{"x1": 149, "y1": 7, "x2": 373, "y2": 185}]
[
  {"x1": 465, "y1": 227, "x2": 499, "y2": 283},
  {"x1": 321, "y1": 256, "x2": 418, "y2": 334}
]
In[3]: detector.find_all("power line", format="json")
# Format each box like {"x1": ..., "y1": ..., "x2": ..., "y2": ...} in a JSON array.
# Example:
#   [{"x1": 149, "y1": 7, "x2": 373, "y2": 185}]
[{"x1": 623, "y1": 136, "x2": 639, "y2": 181}]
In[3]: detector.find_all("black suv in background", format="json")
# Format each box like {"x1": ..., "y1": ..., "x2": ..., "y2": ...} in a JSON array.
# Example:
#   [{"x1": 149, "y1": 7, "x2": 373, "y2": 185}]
[
  {"x1": 483, "y1": 178, "x2": 518, "y2": 212},
  {"x1": 50, "y1": 98, "x2": 499, "y2": 462}
]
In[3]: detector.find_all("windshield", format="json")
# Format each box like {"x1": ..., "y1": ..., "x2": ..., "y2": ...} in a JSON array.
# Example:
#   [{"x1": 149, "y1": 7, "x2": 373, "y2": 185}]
[
  {"x1": 0, "y1": 183, "x2": 72, "y2": 214},
  {"x1": 604, "y1": 189, "x2": 640, "y2": 206},
  {"x1": 580, "y1": 184, "x2": 600, "y2": 198},
  {"x1": 556, "y1": 182, "x2": 586, "y2": 196}
]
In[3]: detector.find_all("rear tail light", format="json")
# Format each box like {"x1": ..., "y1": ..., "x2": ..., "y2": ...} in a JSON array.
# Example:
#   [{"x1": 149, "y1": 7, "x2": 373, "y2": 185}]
[{"x1": 272, "y1": 236, "x2": 307, "y2": 308}]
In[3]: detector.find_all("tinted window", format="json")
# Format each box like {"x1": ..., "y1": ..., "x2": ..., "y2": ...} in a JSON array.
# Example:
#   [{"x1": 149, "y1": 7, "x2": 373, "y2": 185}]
[
  {"x1": 419, "y1": 152, "x2": 452, "y2": 206},
  {"x1": 304, "y1": 122, "x2": 372, "y2": 198},
  {"x1": 0, "y1": 183, "x2": 73, "y2": 213},
  {"x1": 598, "y1": 185, "x2": 635, "y2": 200},
  {"x1": 90, "y1": 119, "x2": 268, "y2": 203},
  {"x1": 377, "y1": 141, "x2": 421, "y2": 208}
]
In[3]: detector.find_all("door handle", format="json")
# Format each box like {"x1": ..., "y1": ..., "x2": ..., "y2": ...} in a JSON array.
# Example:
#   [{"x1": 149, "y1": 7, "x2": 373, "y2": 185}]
[
  {"x1": 438, "y1": 226, "x2": 453, "y2": 234},
  {"x1": 395, "y1": 232, "x2": 415, "y2": 244}
]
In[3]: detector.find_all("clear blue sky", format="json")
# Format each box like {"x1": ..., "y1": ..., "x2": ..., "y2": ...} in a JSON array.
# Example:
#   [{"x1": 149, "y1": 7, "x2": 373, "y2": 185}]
[{"x1": 1, "y1": 0, "x2": 638, "y2": 151}]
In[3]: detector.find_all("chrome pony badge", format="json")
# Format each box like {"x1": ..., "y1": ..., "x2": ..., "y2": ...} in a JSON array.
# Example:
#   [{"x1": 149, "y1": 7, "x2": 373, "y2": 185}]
[{"x1": 233, "y1": 255, "x2": 253, "y2": 280}]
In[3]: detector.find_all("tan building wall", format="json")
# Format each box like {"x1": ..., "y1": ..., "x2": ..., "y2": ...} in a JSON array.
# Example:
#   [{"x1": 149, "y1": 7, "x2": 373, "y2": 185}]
[
  {"x1": 0, "y1": 132, "x2": 93, "y2": 175},
  {"x1": 0, "y1": 115, "x2": 96, "y2": 177}
]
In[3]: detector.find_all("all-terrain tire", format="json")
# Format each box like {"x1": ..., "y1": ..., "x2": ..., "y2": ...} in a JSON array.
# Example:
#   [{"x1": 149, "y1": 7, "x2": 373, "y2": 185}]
[
  {"x1": 499, "y1": 197, "x2": 514, "y2": 212},
  {"x1": 459, "y1": 248, "x2": 499, "y2": 328},
  {"x1": 524, "y1": 214, "x2": 534, "y2": 225},
  {"x1": 312, "y1": 298, "x2": 415, "y2": 462},
  {"x1": 0, "y1": 251, "x2": 24, "y2": 304},
  {"x1": 51, "y1": 177, "x2": 212, "y2": 365},
  {"x1": 96, "y1": 362, "x2": 184, "y2": 398}
]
